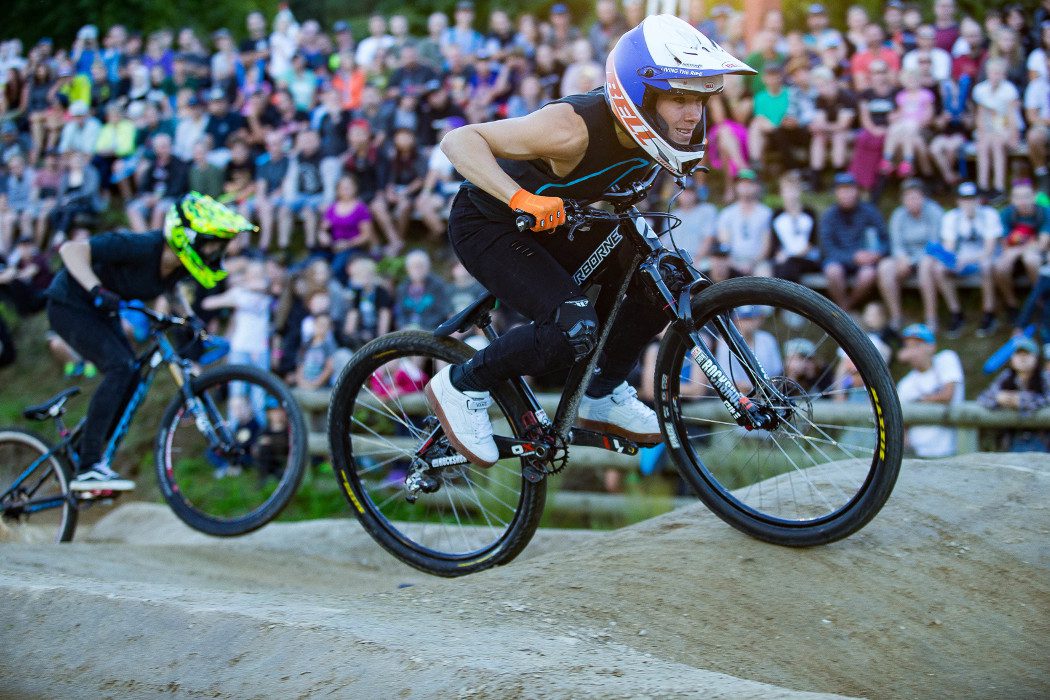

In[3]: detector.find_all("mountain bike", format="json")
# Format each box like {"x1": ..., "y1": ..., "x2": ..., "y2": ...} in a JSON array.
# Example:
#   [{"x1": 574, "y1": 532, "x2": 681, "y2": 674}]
[
  {"x1": 328, "y1": 169, "x2": 904, "y2": 577},
  {"x1": 0, "y1": 305, "x2": 307, "y2": 542}
]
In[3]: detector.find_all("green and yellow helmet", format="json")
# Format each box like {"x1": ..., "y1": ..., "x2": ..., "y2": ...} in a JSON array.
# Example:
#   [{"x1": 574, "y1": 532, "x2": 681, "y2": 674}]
[{"x1": 164, "y1": 192, "x2": 256, "y2": 289}]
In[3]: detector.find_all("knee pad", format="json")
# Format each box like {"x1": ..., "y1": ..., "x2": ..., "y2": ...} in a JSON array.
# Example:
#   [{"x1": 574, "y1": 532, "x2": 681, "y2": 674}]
[{"x1": 553, "y1": 296, "x2": 598, "y2": 361}]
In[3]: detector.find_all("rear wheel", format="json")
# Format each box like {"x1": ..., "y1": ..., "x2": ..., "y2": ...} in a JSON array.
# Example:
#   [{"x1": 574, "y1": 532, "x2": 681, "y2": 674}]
[
  {"x1": 327, "y1": 331, "x2": 546, "y2": 577},
  {"x1": 155, "y1": 364, "x2": 307, "y2": 536},
  {"x1": 656, "y1": 277, "x2": 903, "y2": 546},
  {"x1": 0, "y1": 428, "x2": 77, "y2": 543}
]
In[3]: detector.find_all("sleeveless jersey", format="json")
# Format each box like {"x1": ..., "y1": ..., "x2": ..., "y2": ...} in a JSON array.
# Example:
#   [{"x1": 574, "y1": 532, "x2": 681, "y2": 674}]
[{"x1": 463, "y1": 88, "x2": 654, "y2": 222}]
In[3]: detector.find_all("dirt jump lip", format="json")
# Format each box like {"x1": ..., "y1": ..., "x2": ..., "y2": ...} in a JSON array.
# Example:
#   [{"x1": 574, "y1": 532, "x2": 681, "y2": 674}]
[{"x1": 2, "y1": 452, "x2": 1048, "y2": 699}]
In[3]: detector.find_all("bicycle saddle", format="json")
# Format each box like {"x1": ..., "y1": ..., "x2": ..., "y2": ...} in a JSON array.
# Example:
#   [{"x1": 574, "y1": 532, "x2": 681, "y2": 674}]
[
  {"x1": 434, "y1": 293, "x2": 497, "y2": 337},
  {"x1": 23, "y1": 387, "x2": 81, "y2": 421}
]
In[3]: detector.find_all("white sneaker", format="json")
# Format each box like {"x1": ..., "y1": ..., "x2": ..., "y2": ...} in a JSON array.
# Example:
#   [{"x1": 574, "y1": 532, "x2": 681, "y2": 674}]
[
  {"x1": 424, "y1": 366, "x2": 499, "y2": 467},
  {"x1": 70, "y1": 463, "x2": 135, "y2": 492},
  {"x1": 577, "y1": 382, "x2": 662, "y2": 445}
]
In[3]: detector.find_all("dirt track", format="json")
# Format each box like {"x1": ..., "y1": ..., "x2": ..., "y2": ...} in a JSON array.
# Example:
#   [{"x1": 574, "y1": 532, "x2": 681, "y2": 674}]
[{"x1": 2, "y1": 452, "x2": 1048, "y2": 699}]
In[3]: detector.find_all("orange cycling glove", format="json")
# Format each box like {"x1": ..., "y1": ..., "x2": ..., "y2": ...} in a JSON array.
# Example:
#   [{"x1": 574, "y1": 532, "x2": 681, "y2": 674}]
[{"x1": 509, "y1": 188, "x2": 566, "y2": 233}]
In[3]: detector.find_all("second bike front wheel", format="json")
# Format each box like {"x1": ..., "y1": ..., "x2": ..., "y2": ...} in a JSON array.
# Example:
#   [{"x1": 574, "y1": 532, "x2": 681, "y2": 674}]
[
  {"x1": 656, "y1": 277, "x2": 903, "y2": 546},
  {"x1": 328, "y1": 331, "x2": 546, "y2": 577},
  {"x1": 155, "y1": 364, "x2": 307, "y2": 536}
]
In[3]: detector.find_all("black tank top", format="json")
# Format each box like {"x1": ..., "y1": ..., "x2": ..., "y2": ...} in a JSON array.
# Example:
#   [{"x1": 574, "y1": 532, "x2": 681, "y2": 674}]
[{"x1": 463, "y1": 88, "x2": 653, "y2": 222}]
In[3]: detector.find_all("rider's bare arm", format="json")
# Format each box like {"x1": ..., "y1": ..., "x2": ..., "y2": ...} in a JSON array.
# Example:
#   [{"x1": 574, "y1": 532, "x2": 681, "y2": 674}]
[
  {"x1": 439, "y1": 103, "x2": 588, "y2": 204},
  {"x1": 58, "y1": 241, "x2": 103, "y2": 293}
]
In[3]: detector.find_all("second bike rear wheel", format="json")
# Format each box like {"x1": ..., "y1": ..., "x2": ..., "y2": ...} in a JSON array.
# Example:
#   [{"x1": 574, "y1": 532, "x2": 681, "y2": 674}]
[
  {"x1": 155, "y1": 364, "x2": 307, "y2": 536},
  {"x1": 328, "y1": 331, "x2": 546, "y2": 577},
  {"x1": 656, "y1": 277, "x2": 903, "y2": 546},
  {"x1": 0, "y1": 428, "x2": 76, "y2": 543}
]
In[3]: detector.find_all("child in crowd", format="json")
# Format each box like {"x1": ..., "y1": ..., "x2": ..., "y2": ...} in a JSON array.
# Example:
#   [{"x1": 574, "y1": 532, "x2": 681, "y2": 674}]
[
  {"x1": 977, "y1": 337, "x2": 1050, "y2": 452},
  {"x1": 295, "y1": 312, "x2": 337, "y2": 390}
]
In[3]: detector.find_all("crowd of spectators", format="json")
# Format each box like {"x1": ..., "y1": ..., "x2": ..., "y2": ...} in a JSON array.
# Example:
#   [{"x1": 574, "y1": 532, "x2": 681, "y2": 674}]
[{"x1": 2, "y1": 1, "x2": 1050, "y2": 462}]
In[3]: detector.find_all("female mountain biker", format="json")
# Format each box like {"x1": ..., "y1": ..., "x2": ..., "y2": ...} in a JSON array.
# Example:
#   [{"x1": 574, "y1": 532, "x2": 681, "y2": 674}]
[
  {"x1": 427, "y1": 14, "x2": 756, "y2": 466},
  {"x1": 45, "y1": 192, "x2": 255, "y2": 491}
]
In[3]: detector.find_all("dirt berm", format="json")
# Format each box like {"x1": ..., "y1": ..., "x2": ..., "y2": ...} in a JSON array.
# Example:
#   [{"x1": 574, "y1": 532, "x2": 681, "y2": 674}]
[{"x1": 1, "y1": 453, "x2": 1047, "y2": 699}]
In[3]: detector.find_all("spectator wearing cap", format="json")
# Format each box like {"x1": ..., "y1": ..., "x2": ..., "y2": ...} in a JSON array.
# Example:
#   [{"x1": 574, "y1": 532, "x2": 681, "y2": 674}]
[
  {"x1": 57, "y1": 101, "x2": 100, "y2": 155},
  {"x1": 820, "y1": 172, "x2": 887, "y2": 312},
  {"x1": 342, "y1": 118, "x2": 382, "y2": 204},
  {"x1": 783, "y1": 337, "x2": 829, "y2": 393},
  {"x1": 250, "y1": 131, "x2": 290, "y2": 250},
  {"x1": 1024, "y1": 50, "x2": 1050, "y2": 190},
  {"x1": 878, "y1": 68, "x2": 934, "y2": 180},
  {"x1": 711, "y1": 169, "x2": 773, "y2": 282},
  {"x1": 803, "y1": 4, "x2": 843, "y2": 56},
  {"x1": 881, "y1": 179, "x2": 943, "y2": 332},
  {"x1": 329, "y1": 20, "x2": 354, "y2": 61},
  {"x1": 807, "y1": 66, "x2": 855, "y2": 189},
  {"x1": 278, "y1": 129, "x2": 326, "y2": 250},
  {"x1": 995, "y1": 180, "x2": 1050, "y2": 317},
  {"x1": 977, "y1": 336, "x2": 1050, "y2": 452},
  {"x1": 419, "y1": 81, "x2": 467, "y2": 148},
  {"x1": 925, "y1": 182, "x2": 1002, "y2": 337},
  {"x1": 715, "y1": 305, "x2": 783, "y2": 394},
  {"x1": 204, "y1": 87, "x2": 247, "y2": 167},
  {"x1": 746, "y1": 63, "x2": 789, "y2": 168},
  {"x1": 415, "y1": 117, "x2": 466, "y2": 241},
  {"x1": 387, "y1": 45, "x2": 439, "y2": 100},
  {"x1": 849, "y1": 24, "x2": 901, "y2": 93},
  {"x1": 546, "y1": 3, "x2": 582, "y2": 61},
  {"x1": 443, "y1": 2, "x2": 485, "y2": 58},
  {"x1": 125, "y1": 132, "x2": 187, "y2": 232},
  {"x1": 896, "y1": 323, "x2": 964, "y2": 458},
  {"x1": 209, "y1": 29, "x2": 241, "y2": 90},
  {"x1": 973, "y1": 57, "x2": 1022, "y2": 202},
  {"x1": 770, "y1": 171, "x2": 821, "y2": 283},
  {"x1": 172, "y1": 94, "x2": 208, "y2": 162}
]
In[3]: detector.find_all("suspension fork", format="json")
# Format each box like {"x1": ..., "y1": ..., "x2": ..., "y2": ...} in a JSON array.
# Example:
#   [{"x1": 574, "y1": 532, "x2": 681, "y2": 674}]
[{"x1": 639, "y1": 258, "x2": 776, "y2": 428}]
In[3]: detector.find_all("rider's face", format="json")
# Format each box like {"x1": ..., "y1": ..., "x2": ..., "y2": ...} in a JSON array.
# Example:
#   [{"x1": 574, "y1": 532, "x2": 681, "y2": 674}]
[{"x1": 654, "y1": 93, "x2": 704, "y2": 146}]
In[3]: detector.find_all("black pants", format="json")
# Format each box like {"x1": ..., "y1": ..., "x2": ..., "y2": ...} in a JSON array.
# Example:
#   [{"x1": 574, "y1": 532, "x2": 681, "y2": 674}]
[
  {"x1": 448, "y1": 192, "x2": 668, "y2": 394},
  {"x1": 47, "y1": 299, "x2": 139, "y2": 470}
]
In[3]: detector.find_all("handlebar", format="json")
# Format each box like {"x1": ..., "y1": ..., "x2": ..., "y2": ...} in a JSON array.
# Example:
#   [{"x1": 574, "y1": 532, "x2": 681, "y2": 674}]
[
  {"x1": 513, "y1": 200, "x2": 626, "y2": 233},
  {"x1": 119, "y1": 301, "x2": 190, "y2": 329}
]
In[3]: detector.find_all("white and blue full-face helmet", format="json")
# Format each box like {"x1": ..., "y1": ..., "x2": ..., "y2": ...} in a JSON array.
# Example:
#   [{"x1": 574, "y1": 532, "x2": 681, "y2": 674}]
[{"x1": 605, "y1": 14, "x2": 756, "y2": 177}]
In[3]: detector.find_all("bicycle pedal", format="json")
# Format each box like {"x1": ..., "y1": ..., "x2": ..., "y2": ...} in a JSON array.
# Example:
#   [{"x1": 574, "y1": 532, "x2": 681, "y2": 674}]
[
  {"x1": 521, "y1": 461, "x2": 547, "y2": 484},
  {"x1": 569, "y1": 428, "x2": 639, "y2": 455}
]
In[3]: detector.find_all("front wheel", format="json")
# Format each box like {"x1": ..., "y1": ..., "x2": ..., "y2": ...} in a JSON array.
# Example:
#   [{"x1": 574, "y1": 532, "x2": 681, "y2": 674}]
[
  {"x1": 656, "y1": 277, "x2": 903, "y2": 546},
  {"x1": 155, "y1": 364, "x2": 307, "y2": 536},
  {"x1": 0, "y1": 428, "x2": 77, "y2": 543}
]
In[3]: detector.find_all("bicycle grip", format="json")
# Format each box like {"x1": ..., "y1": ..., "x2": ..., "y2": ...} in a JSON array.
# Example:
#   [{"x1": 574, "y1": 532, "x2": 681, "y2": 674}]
[{"x1": 514, "y1": 212, "x2": 536, "y2": 233}]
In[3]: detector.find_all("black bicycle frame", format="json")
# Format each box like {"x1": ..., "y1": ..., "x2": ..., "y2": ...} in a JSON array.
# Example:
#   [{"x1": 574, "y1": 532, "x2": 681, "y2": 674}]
[{"x1": 502, "y1": 201, "x2": 777, "y2": 442}]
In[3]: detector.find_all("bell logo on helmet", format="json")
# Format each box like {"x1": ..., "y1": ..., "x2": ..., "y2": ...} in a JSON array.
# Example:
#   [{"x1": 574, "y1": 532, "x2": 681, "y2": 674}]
[{"x1": 607, "y1": 73, "x2": 656, "y2": 143}]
